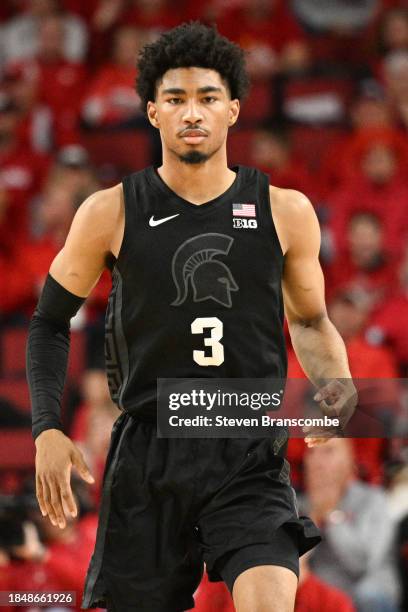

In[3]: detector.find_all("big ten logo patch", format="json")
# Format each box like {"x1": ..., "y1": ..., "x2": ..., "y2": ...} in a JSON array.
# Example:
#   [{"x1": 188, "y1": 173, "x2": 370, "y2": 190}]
[{"x1": 233, "y1": 218, "x2": 258, "y2": 229}]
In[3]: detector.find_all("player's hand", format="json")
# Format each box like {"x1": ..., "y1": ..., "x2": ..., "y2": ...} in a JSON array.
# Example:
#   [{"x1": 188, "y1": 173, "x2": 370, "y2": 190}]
[
  {"x1": 304, "y1": 379, "x2": 357, "y2": 447},
  {"x1": 35, "y1": 429, "x2": 94, "y2": 529}
]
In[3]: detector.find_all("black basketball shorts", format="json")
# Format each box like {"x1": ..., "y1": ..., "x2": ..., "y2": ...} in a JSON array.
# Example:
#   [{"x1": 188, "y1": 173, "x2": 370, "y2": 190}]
[{"x1": 82, "y1": 413, "x2": 321, "y2": 612}]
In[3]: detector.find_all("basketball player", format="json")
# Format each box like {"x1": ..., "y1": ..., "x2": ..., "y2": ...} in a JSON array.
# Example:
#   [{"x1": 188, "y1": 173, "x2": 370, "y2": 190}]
[{"x1": 27, "y1": 23, "x2": 356, "y2": 612}]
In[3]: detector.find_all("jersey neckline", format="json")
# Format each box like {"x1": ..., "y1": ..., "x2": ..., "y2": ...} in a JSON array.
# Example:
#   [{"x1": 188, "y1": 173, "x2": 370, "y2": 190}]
[{"x1": 146, "y1": 165, "x2": 244, "y2": 214}]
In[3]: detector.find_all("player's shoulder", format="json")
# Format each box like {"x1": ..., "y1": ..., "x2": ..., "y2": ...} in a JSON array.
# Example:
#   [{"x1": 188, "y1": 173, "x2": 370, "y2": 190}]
[
  {"x1": 268, "y1": 186, "x2": 319, "y2": 254},
  {"x1": 69, "y1": 183, "x2": 124, "y2": 251},
  {"x1": 78, "y1": 183, "x2": 123, "y2": 218},
  {"x1": 269, "y1": 185, "x2": 314, "y2": 219},
  {"x1": 75, "y1": 183, "x2": 124, "y2": 232}
]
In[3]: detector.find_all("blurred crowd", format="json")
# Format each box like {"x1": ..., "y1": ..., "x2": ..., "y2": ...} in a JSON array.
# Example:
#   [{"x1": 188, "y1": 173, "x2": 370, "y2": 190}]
[{"x1": 0, "y1": 0, "x2": 407, "y2": 611}]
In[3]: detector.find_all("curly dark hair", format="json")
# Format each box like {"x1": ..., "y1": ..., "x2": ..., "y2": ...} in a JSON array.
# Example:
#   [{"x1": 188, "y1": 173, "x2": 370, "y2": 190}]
[{"x1": 136, "y1": 22, "x2": 250, "y2": 109}]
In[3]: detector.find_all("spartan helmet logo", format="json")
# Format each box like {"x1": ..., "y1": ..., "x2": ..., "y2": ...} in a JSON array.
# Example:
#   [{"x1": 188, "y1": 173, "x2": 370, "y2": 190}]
[{"x1": 171, "y1": 233, "x2": 239, "y2": 308}]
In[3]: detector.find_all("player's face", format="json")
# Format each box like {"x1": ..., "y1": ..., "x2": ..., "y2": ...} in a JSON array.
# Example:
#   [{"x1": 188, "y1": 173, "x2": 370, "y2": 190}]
[{"x1": 147, "y1": 67, "x2": 240, "y2": 164}]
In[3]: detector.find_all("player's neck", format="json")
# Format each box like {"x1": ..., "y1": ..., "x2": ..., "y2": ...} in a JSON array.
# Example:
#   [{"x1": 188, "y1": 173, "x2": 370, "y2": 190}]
[{"x1": 158, "y1": 149, "x2": 236, "y2": 205}]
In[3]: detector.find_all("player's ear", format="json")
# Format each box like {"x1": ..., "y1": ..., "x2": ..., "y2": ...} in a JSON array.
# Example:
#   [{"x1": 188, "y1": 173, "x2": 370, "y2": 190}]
[
  {"x1": 228, "y1": 99, "x2": 240, "y2": 127},
  {"x1": 147, "y1": 101, "x2": 160, "y2": 129}
]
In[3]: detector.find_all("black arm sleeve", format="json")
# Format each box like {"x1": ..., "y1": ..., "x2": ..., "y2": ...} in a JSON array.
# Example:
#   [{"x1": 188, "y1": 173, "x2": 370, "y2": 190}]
[{"x1": 26, "y1": 274, "x2": 85, "y2": 440}]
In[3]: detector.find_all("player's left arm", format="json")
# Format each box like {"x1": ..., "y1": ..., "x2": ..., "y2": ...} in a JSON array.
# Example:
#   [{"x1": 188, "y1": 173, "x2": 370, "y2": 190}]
[
  {"x1": 271, "y1": 187, "x2": 356, "y2": 444},
  {"x1": 272, "y1": 187, "x2": 349, "y2": 380}
]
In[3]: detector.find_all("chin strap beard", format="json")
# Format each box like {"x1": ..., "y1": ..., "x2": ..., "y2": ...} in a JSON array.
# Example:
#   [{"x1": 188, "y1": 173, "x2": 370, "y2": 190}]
[{"x1": 178, "y1": 150, "x2": 210, "y2": 164}]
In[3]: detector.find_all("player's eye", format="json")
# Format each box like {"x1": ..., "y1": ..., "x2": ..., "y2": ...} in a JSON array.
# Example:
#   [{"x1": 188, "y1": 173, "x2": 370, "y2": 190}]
[
  {"x1": 202, "y1": 97, "x2": 217, "y2": 103},
  {"x1": 168, "y1": 97, "x2": 183, "y2": 105}
]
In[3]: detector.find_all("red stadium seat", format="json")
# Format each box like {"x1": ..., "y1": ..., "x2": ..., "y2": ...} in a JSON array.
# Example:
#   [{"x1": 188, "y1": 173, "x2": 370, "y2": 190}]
[
  {"x1": 0, "y1": 379, "x2": 30, "y2": 412},
  {"x1": 68, "y1": 330, "x2": 86, "y2": 380},
  {"x1": 1, "y1": 328, "x2": 27, "y2": 377},
  {"x1": 228, "y1": 129, "x2": 256, "y2": 166},
  {"x1": 81, "y1": 129, "x2": 152, "y2": 173},
  {"x1": 239, "y1": 82, "x2": 274, "y2": 124},
  {"x1": 283, "y1": 75, "x2": 355, "y2": 126},
  {"x1": 291, "y1": 125, "x2": 347, "y2": 172},
  {"x1": 0, "y1": 430, "x2": 35, "y2": 468}
]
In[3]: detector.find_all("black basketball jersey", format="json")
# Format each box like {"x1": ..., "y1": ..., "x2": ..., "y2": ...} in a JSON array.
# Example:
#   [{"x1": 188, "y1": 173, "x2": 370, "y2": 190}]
[{"x1": 104, "y1": 165, "x2": 287, "y2": 420}]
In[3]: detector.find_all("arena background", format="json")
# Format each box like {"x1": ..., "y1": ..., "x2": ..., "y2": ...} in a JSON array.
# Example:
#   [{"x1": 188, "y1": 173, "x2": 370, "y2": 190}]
[{"x1": 0, "y1": 1, "x2": 407, "y2": 611}]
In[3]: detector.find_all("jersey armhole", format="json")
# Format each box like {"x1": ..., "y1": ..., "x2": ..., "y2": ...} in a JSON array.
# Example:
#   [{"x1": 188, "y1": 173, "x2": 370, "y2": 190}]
[
  {"x1": 111, "y1": 174, "x2": 135, "y2": 272},
  {"x1": 260, "y1": 172, "x2": 285, "y2": 259}
]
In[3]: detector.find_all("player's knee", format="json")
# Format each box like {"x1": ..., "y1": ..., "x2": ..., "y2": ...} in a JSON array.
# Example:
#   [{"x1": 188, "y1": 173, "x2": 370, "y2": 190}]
[{"x1": 232, "y1": 565, "x2": 297, "y2": 612}]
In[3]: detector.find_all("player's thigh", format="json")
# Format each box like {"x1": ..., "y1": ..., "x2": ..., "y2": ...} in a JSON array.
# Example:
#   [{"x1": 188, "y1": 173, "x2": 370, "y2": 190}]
[{"x1": 232, "y1": 564, "x2": 298, "y2": 612}]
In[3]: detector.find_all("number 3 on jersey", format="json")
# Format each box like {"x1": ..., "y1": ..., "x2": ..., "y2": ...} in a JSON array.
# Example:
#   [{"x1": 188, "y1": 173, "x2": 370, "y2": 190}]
[{"x1": 191, "y1": 317, "x2": 224, "y2": 366}]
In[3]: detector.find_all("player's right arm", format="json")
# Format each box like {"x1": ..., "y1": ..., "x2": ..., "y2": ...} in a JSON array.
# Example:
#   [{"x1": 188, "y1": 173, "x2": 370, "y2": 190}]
[
  {"x1": 50, "y1": 183, "x2": 123, "y2": 295},
  {"x1": 27, "y1": 184, "x2": 124, "y2": 529}
]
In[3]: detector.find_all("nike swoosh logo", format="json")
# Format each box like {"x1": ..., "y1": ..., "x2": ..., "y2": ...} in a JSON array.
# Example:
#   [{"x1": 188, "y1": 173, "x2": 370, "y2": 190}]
[{"x1": 149, "y1": 214, "x2": 180, "y2": 227}]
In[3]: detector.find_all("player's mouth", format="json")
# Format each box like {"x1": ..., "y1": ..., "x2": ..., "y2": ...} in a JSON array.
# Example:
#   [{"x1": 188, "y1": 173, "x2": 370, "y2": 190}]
[{"x1": 180, "y1": 129, "x2": 208, "y2": 145}]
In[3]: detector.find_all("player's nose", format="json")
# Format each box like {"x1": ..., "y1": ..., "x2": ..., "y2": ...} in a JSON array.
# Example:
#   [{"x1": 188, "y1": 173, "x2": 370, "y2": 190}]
[{"x1": 182, "y1": 99, "x2": 203, "y2": 124}]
